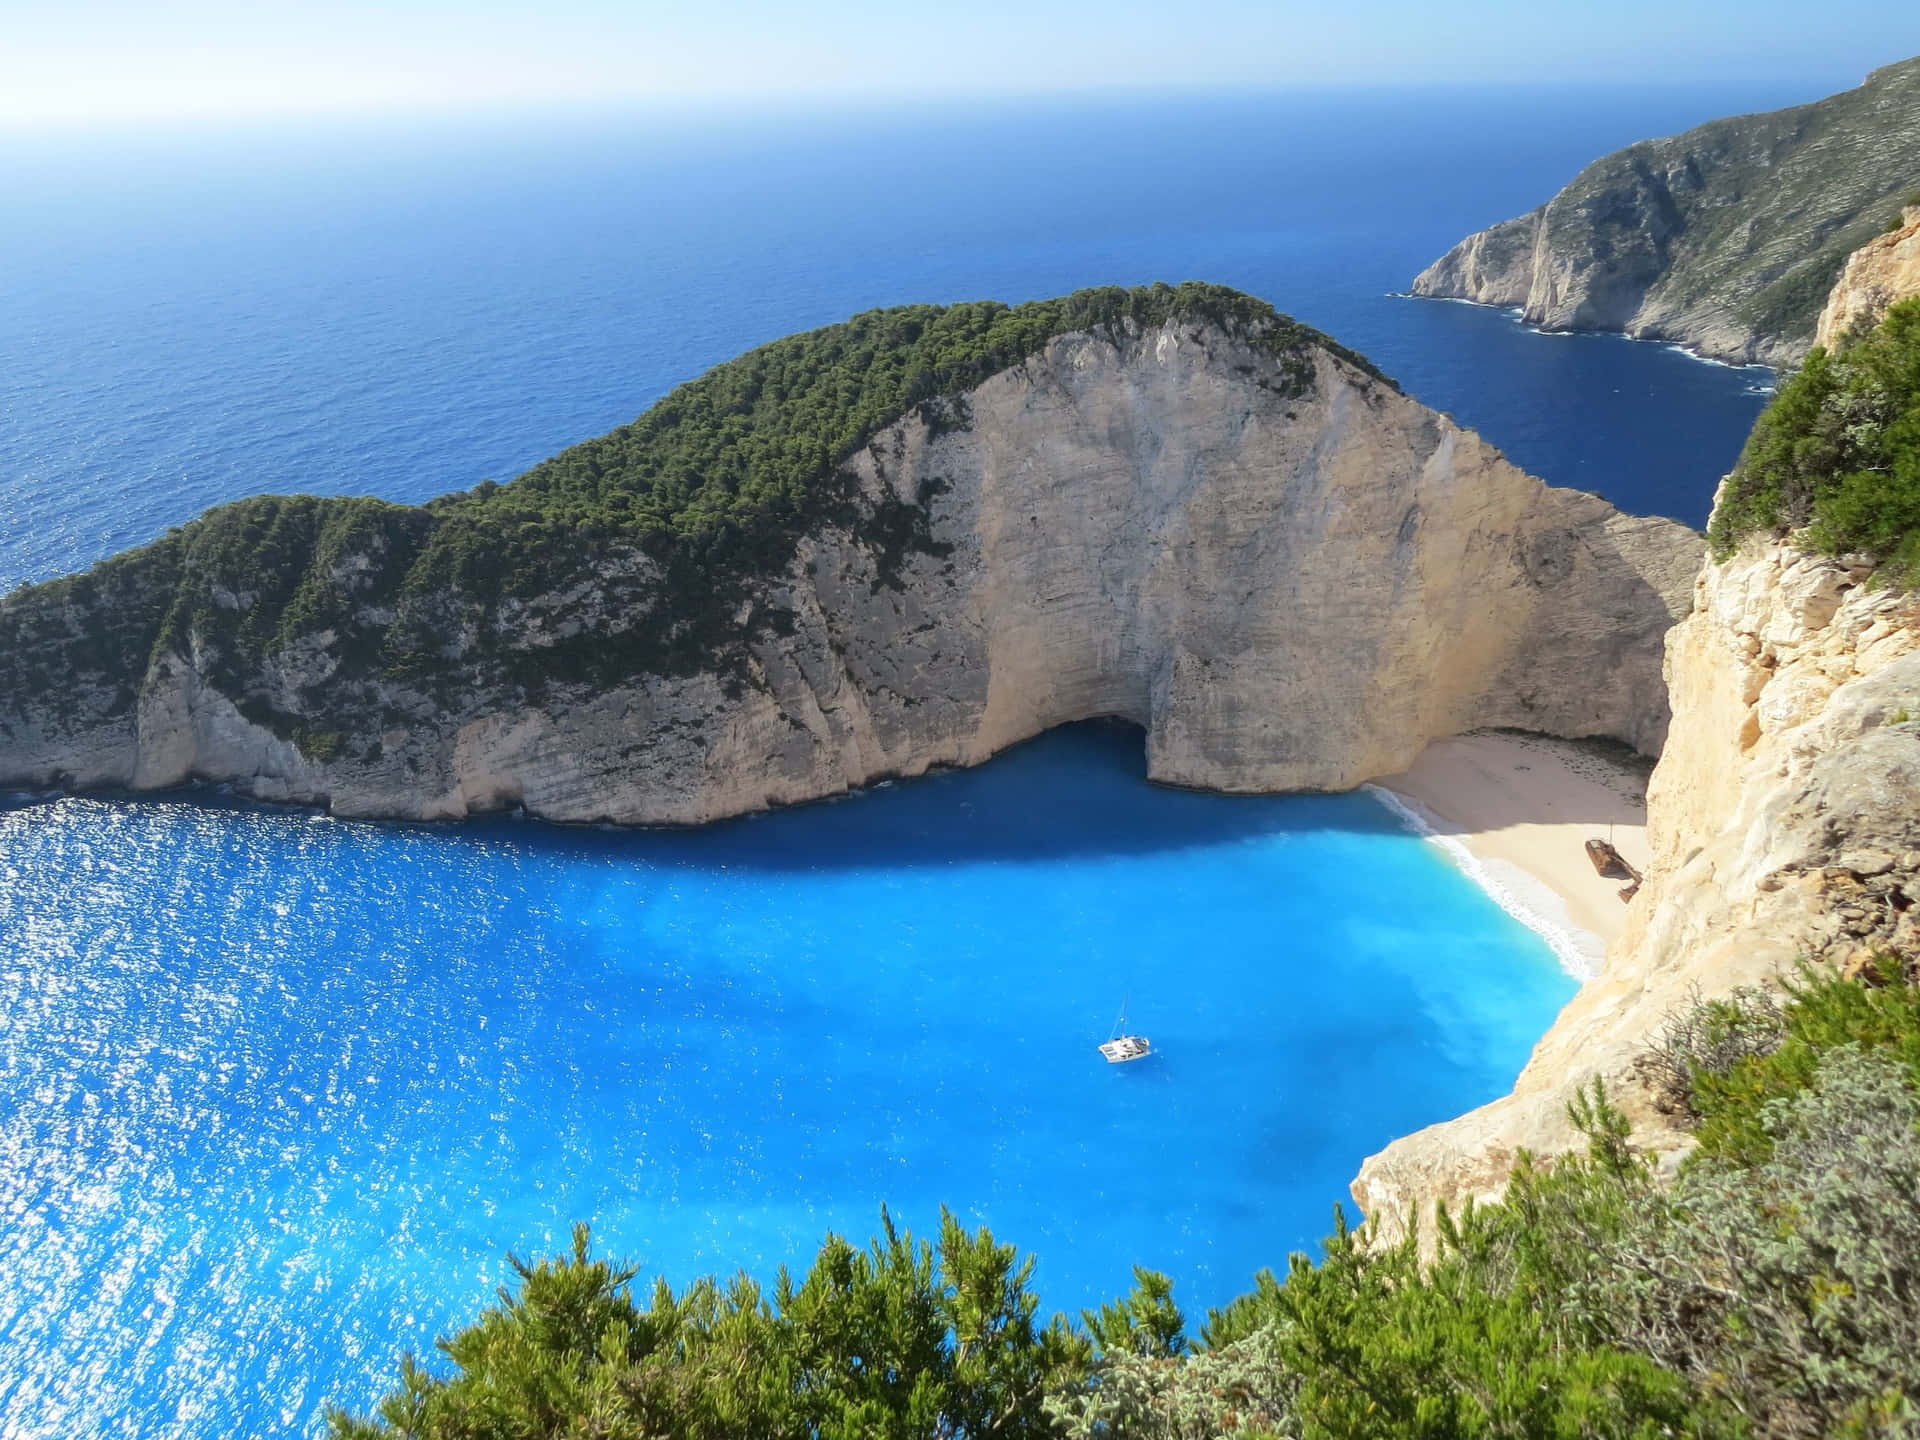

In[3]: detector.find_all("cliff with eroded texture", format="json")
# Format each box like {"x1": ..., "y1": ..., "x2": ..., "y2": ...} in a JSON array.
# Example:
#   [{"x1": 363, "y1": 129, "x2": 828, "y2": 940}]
[{"x1": 0, "y1": 288, "x2": 1698, "y2": 823}]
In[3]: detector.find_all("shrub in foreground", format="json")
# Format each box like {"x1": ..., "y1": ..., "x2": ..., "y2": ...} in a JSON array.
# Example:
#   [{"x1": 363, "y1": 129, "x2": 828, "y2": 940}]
[
  {"x1": 329, "y1": 1208, "x2": 1093, "y2": 1440},
  {"x1": 338, "y1": 961, "x2": 1920, "y2": 1439},
  {"x1": 1592, "y1": 1045, "x2": 1920, "y2": 1438}
]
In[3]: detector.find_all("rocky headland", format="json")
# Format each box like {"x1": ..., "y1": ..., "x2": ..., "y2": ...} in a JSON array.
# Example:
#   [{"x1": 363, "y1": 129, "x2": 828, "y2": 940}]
[
  {"x1": 1410, "y1": 57, "x2": 1920, "y2": 367},
  {"x1": 0, "y1": 286, "x2": 1699, "y2": 823},
  {"x1": 11, "y1": 258, "x2": 1918, "y2": 1296}
]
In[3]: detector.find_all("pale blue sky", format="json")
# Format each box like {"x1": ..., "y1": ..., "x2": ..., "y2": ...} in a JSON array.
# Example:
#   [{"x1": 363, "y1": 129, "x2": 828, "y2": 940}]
[{"x1": 3, "y1": 0, "x2": 1915, "y2": 128}]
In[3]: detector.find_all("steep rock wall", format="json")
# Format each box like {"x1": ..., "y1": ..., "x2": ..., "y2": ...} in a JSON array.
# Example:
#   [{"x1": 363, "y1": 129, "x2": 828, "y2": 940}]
[
  {"x1": 0, "y1": 322, "x2": 1700, "y2": 823},
  {"x1": 1816, "y1": 206, "x2": 1920, "y2": 350},
  {"x1": 1353, "y1": 542, "x2": 1920, "y2": 1244}
]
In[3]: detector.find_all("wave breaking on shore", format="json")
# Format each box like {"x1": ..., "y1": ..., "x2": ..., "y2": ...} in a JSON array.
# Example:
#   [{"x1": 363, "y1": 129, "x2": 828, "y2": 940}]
[{"x1": 1363, "y1": 783, "x2": 1603, "y2": 981}]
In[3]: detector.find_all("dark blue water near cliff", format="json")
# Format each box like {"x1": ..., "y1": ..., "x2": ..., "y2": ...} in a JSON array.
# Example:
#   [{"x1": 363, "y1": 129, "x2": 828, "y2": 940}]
[
  {"x1": 0, "y1": 85, "x2": 1807, "y2": 1437},
  {"x1": 0, "y1": 86, "x2": 1792, "y2": 590}
]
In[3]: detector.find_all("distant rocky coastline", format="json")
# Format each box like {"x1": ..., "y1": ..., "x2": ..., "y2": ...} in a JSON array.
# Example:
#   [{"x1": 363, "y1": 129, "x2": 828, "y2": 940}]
[{"x1": 1411, "y1": 57, "x2": 1920, "y2": 367}]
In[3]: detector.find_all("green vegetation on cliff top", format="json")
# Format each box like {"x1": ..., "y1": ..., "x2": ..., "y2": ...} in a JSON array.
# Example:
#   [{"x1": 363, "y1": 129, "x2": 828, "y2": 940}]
[
  {"x1": 0, "y1": 284, "x2": 1391, "y2": 741},
  {"x1": 469, "y1": 283, "x2": 1388, "y2": 544},
  {"x1": 333, "y1": 957, "x2": 1920, "y2": 1440},
  {"x1": 1710, "y1": 297, "x2": 1920, "y2": 581}
]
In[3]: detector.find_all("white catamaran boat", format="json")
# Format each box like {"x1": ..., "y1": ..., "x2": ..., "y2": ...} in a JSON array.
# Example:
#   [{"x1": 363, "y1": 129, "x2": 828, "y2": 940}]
[{"x1": 1097, "y1": 997, "x2": 1153, "y2": 1064}]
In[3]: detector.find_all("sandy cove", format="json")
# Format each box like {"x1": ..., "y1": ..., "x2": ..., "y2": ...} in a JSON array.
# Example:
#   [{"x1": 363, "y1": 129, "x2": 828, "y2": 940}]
[{"x1": 1368, "y1": 731, "x2": 1653, "y2": 977}]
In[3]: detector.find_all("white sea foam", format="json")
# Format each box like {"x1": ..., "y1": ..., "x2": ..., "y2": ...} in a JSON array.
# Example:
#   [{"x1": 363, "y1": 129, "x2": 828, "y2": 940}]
[
  {"x1": 1399, "y1": 293, "x2": 1525, "y2": 316},
  {"x1": 1661, "y1": 342, "x2": 1772, "y2": 374},
  {"x1": 1406, "y1": 294, "x2": 1778, "y2": 382},
  {"x1": 1362, "y1": 783, "x2": 1602, "y2": 981}
]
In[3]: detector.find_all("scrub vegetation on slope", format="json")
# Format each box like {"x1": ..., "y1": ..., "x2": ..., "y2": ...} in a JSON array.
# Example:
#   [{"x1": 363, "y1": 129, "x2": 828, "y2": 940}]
[
  {"x1": 1711, "y1": 298, "x2": 1920, "y2": 581},
  {"x1": 333, "y1": 958, "x2": 1920, "y2": 1439},
  {"x1": 1412, "y1": 56, "x2": 1920, "y2": 365}
]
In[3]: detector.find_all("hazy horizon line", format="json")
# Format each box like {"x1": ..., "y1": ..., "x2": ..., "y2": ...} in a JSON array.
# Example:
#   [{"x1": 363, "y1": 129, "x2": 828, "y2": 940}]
[{"x1": 0, "y1": 62, "x2": 1892, "y2": 142}]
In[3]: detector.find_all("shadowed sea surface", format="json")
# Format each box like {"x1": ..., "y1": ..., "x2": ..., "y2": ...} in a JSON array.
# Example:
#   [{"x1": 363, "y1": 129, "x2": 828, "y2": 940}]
[{"x1": 0, "y1": 83, "x2": 1820, "y2": 1436}]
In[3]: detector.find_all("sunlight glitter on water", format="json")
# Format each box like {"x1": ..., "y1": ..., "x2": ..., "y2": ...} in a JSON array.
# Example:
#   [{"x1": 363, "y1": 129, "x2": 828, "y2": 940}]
[{"x1": 0, "y1": 726, "x2": 1574, "y2": 1438}]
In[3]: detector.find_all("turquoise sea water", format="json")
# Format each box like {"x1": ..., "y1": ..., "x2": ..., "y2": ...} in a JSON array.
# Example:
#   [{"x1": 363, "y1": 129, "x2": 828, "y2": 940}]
[
  {"x1": 0, "y1": 727, "x2": 1575, "y2": 1435},
  {"x1": 0, "y1": 83, "x2": 1823, "y2": 1436}
]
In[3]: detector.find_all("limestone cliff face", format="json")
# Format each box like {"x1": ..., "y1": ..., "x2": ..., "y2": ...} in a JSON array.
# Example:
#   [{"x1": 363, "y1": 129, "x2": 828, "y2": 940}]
[
  {"x1": 1411, "y1": 213, "x2": 1541, "y2": 311},
  {"x1": 1353, "y1": 542, "x2": 1920, "y2": 1244},
  {"x1": 0, "y1": 320, "x2": 1699, "y2": 824},
  {"x1": 1411, "y1": 57, "x2": 1920, "y2": 367},
  {"x1": 1816, "y1": 206, "x2": 1920, "y2": 350}
]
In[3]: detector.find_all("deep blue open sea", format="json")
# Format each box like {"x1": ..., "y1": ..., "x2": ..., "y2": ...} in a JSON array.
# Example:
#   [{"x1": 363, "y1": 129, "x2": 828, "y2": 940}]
[{"x1": 0, "y1": 83, "x2": 1816, "y2": 1437}]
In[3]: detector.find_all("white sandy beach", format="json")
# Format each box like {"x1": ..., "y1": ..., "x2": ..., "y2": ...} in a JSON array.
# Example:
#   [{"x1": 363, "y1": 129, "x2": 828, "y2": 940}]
[{"x1": 1369, "y1": 732, "x2": 1653, "y2": 978}]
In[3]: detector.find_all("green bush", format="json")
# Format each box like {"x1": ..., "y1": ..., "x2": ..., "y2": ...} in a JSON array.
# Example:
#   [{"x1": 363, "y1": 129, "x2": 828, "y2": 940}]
[
  {"x1": 1240, "y1": 1097, "x2": 1721, "y2": 1440},
  {"x1": 1617, "y1": 1045, "x2": 1920, "y2": 1438},
  {"x1": 1046, "y1": 1325, "x2": 1296, "y2": 1440},
  {"x1": 1080, "y1": 1266, "x2": 1189, "y2": 1361},
  {"x1": 1709, "y1": 299, "x2": 1920, "y2": 581},
  {"x1": 1687, "y1": 955, "x2": 1920, "y2": 1167},
  {"x1": 330, "y1": 1209, "x2": 1090, "y2": 1440},
  {"x1": 1638, "y1": 984, "x2": 1788, "y2": 1121},
  {"x1": 340, "y1": 957, "x2": 1920, "y2": 1440}
]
